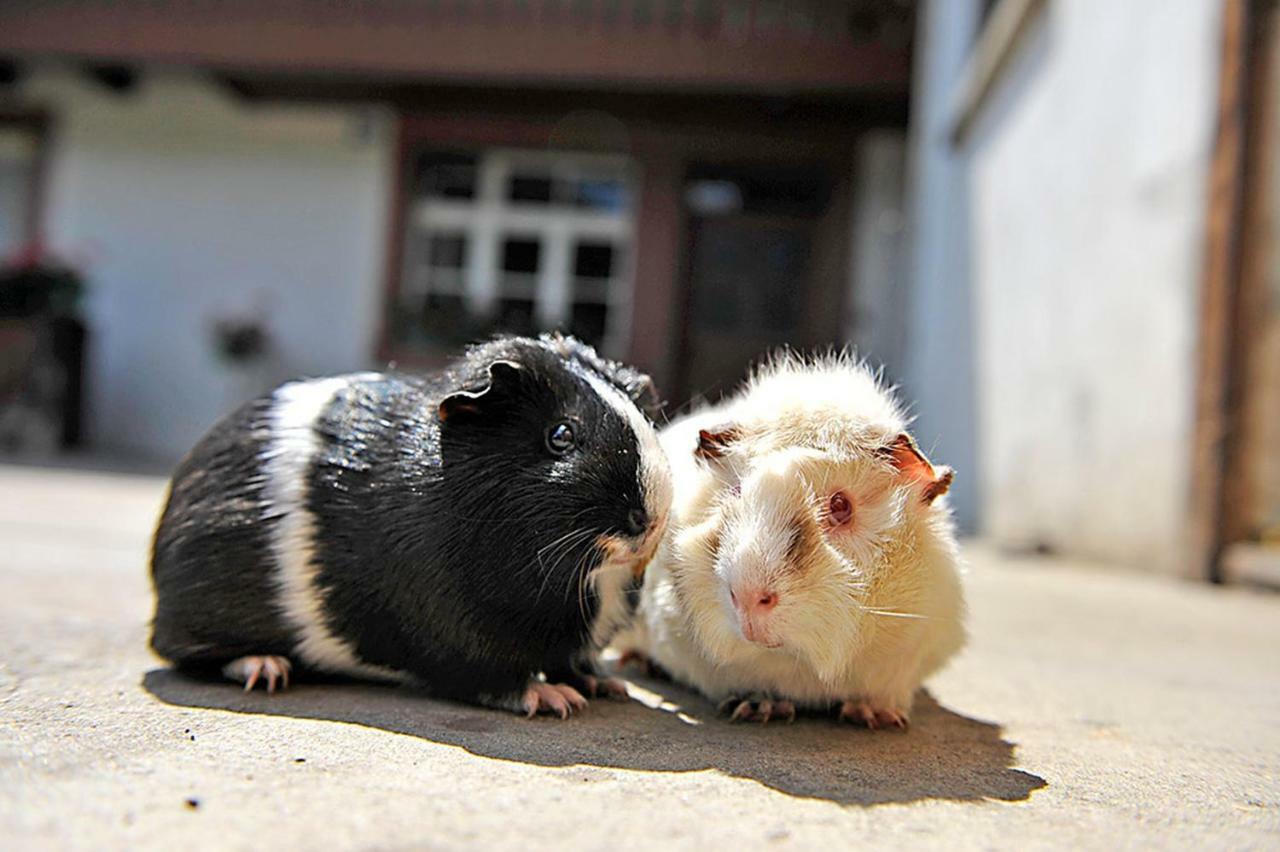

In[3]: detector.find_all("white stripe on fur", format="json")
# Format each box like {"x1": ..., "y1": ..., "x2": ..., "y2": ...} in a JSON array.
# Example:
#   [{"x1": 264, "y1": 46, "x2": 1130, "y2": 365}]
[
  {"x1": 265, "y1": 375, "x2": 407, "y2": 682},
  {"x1": 579, "y1": 370, "x2": 673, "y2": 531},
  {"x1": 577, "y1": 370, "x2": 673, "y2": 647}
]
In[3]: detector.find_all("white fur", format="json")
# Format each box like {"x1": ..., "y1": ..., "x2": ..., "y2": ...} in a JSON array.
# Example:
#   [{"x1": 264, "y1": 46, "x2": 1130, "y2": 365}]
[
  {"x1": 588, "y1": 560, "x2": 639, "y2": 649},
  {"x1": 615, "y1": 354, "x2": 967, "y2": 716},
  {"x1": 264, "y1": 375, "x2": 407, "y2": 682}
]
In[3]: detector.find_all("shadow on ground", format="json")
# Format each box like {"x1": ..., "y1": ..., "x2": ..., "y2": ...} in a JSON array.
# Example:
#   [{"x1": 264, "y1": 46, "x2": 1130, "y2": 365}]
[{"x1": 144, "y1": 669, "x2": 1045, "y2": 806}]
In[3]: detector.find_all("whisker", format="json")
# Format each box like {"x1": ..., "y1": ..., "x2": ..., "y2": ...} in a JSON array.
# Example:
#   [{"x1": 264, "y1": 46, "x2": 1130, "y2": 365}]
[
  {"x1": 860, "y1": 608, "x2": 929, "y2": 620},
  {"x1": 537, "y1": 524, "x2": 591, "y2": 562},
  {"x1": 569, "y1": 541, "x2": 603, "y2": 627},
  {"x1": 533, "y1": 527, "x2": 596, "y2": 606}
]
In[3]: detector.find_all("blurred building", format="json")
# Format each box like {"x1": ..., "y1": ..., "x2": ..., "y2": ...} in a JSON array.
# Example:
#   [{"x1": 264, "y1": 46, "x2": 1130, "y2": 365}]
[
  {"x1": 0, "y1": 0, "x2": 915, "y2": 461},
  {"x1": 1, "y1": 0, "x2": 1276, "y2": 582}
]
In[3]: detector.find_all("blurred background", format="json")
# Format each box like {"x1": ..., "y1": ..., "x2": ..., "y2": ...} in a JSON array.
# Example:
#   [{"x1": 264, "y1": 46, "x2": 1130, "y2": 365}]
[{"x1": 0, "y1": 0, "x2": 1275, "y2": 585}]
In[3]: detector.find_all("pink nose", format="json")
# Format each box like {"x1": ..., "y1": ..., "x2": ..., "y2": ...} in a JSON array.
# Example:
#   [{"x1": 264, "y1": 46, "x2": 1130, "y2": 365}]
[{"x1": 730, "y1": 588, "x2": 779, "y2": 618}]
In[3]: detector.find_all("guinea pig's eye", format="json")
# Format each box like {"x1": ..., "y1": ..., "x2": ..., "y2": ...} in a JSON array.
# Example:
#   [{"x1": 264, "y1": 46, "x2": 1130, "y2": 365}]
[
  {"x1": 825, "y1": 491, "x2": 854, "y2": 529},
  {"x1": 545, "y1": 421, "x2": 577, "y2": 456}
]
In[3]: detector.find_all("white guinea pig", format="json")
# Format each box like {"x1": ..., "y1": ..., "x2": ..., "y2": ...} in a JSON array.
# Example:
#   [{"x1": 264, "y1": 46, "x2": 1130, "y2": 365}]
[{"x1": 613, "y1": 353, "x2": 966, "y2": 728}]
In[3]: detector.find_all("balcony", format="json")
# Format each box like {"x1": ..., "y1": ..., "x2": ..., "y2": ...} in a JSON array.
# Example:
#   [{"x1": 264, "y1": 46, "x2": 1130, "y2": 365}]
[{"x1": 0, "y1": 0, "x2": 914, "y2": 94}]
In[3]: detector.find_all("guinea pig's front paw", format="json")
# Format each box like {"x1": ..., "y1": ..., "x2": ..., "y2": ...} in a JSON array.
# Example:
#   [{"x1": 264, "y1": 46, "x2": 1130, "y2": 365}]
[
  {"x1": 837, "y1": 700, "x2": 908, "y2": 730},
  {"x1": 521, "y1": 681, "x2": 588, "y2": 719},
  {"x1": 717, "y1": 695, "x2": 797, "y2": 725},
  {"x1": 221, "y1": 655, "x2": 292, "y2": 694}
]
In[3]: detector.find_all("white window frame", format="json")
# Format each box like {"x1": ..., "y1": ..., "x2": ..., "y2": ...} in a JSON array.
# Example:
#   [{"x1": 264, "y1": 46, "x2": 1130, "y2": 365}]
[{"x1": 401, "y1": 147, "x2": 638, "y2": 358}]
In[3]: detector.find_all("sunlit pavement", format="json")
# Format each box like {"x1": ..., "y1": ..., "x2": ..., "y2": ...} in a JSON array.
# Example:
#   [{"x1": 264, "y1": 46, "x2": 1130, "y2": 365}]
[{"x1": 2, "y1": 461, "x2": 1277, "y2": 850}]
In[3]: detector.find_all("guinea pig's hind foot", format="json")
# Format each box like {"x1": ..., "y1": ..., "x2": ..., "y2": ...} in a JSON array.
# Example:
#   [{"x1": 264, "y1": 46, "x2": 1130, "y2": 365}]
[
  {"x1": 718, "y1": 695, "x2": 797, "y2": 725},
  {"x1": 614, "y1": 649, "x2": 673, "y2": 682},
  {"x1": 221, "y1": 655, "x2": 292, "y2": 694},
  {"x1": 521, "y1": 681, "x2": 588, "y2": 719},
  {"x1": 838, "y1": 700, "x2": 908, "y2": 730},
  {"x1": 580, "y1": 674, "x2": 629, "y2": 701}
]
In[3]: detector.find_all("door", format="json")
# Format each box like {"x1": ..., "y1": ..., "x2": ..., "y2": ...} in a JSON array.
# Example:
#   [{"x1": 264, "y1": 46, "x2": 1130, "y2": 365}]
[
  {"x1": 681, "y1": 215, "x2": 813, "y2": 401},
  {"x1": 675, "y1": 164, "x2": 834, "y2": 403}
]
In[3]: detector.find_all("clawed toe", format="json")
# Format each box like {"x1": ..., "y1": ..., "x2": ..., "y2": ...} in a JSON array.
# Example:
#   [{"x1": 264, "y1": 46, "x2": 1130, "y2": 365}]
[
  {"x1": 222, "y1": 655, "x2": 292, "y2": 694},
  {"x1": 720, "y1": 696, "x2": 796, "y2": 725},
  {"x1": 522, "y1": 681, "x2": 589, "y2": 719},
  {"x1": 838, "y1": 700, "x2": 908, "y2": 730},
  {"x1": 729, "y1": 699, "x2": 758, "y2": 722}
]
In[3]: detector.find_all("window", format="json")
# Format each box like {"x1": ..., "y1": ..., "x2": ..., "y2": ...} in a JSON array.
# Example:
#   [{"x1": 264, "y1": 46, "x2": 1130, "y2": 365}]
[{"x1": 392, "y1": 148, "x2": 636, "y2": 356}]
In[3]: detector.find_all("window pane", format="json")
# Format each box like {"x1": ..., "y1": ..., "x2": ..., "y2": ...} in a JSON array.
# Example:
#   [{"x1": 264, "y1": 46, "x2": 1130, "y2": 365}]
[
  {"x1": 428, "y1": 234, "x2": 467, "y2": 269},
  {"x1": 686, "y1": 163, "x2": 830, "y2": 217},
  {"x1": 573, "y1": 242, "x2": 615, "y2": 279},
  {"x1": 570, "y1": 302, "x2": 609, "y2": 349},
  {"x1": 573, "y1": 178, "x2": 629, "y2": 212},
  {"x1": 508, "y1": 174, "x2": 553, "y2": 204},
  {"x1": 501, "y1": 238, "x2": 541, "y2": 274}
]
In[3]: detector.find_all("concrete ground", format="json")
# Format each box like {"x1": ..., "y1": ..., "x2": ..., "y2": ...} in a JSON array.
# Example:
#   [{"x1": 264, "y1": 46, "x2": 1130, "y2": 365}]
[{"x1": 1, "y1": 462, "x2": 1277, "y2": 851}]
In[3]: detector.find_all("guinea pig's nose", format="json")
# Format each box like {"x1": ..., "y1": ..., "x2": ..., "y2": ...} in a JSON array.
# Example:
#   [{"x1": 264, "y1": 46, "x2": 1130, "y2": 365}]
[
  {"x1": 625, "y1": 507, "x2": 650, "y2": 537},
  {"x1": 731, "y1": 588, "x2": 780, "y2": 617},
  {"x1": 731, "y1": 587, "x2": 781, "y2": 646}
]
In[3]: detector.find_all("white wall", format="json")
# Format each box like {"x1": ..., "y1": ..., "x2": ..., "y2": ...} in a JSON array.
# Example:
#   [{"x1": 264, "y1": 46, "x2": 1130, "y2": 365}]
[
  {"x1": 903, "y1": 0, "x2": 983, "y2": 534},
  {"x1": 25, "y1": 70, "x2": 393, "y2": 460},
  {"x1": 961, "y1": 0, "x2": 1222, "y2": 569}
]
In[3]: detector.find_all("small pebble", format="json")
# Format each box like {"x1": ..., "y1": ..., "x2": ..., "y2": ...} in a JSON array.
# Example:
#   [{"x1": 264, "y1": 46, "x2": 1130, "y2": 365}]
[{"x1": 184, "y1": 798, "x2": 200, "y2": 810}]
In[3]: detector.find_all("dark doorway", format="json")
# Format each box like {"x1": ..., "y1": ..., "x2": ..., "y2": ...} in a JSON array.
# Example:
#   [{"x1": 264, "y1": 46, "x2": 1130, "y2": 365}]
[{"x1": 676, "y1": 163, "x2": 836, "y2": 404}]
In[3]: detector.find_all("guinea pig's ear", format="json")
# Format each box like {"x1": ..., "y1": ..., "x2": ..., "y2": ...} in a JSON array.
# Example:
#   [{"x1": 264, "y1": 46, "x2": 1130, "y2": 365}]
[
  {"x1": 882, "y1": 433, "x2": 954, "y2": 504},
  {"x1": 438, "y1": 360, "x2": 523, "y2": 422},
  {"x1": 694, "y1": 423, "x2": 741, "y2": 462}
]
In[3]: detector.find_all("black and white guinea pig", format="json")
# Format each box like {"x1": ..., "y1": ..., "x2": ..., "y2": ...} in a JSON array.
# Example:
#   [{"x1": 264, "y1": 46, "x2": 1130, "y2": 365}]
[
  {"x1": 150, "y1": 334, "x2": 672, "y2": 718},
  {"x1": 612, "y1": 352, "x2": 965, "y2": 728}
]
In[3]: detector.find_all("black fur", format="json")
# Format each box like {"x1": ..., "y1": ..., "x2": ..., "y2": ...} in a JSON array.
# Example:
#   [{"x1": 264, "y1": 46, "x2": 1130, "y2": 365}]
[
  {"x1": 150, "y1": 334, "x2": 663, "y2": 708},
  {"x1": 150, "y1": 396, "x2": 294, "y2": 669}
]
